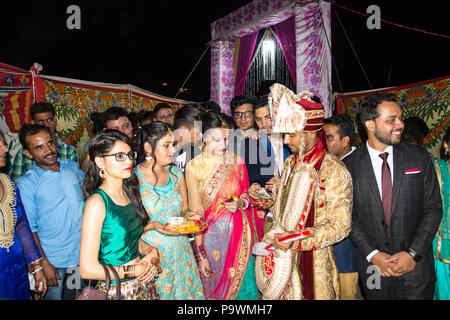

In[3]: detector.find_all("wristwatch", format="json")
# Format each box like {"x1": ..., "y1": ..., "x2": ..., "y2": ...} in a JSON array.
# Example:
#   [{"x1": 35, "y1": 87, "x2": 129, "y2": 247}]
[{"x1": 407, "y1": 248, "x2": 422, "y2": 262}]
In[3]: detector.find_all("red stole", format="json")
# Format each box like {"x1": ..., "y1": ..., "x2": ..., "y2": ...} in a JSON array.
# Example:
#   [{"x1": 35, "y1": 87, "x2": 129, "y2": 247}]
[{"x1": 297, "y1": 139, "x2": 326, "y2": 300}]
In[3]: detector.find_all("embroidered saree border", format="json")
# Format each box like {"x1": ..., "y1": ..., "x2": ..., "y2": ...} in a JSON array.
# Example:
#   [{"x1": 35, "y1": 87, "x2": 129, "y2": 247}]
[
  {"x1": 225, "y1": 212, "x2": 252, "y2": 300},
  {"x1": 0, "y1": 174, "x2": 18, "y2": 251},
  {"x1": 201, "y1": 153, "x2": 237, "y2": 211}
]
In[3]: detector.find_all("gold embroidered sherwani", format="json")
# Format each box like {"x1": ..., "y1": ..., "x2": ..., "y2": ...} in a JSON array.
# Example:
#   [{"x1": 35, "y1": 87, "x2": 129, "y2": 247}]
[{"x1": 256, "y1": 152, "x2": 353, "y2": 300}]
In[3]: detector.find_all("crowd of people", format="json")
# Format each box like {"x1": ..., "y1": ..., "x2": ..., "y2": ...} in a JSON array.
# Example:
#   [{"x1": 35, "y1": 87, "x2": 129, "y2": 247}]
[{"x1": 0, "y1": 85, "x2": 448, "y2": 300}]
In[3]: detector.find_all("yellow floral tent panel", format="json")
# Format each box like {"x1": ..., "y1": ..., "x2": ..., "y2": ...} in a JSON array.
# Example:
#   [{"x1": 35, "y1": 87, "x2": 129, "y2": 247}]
[{"x1": 41, "y1": 75, "x2": 190, "y2": 154}]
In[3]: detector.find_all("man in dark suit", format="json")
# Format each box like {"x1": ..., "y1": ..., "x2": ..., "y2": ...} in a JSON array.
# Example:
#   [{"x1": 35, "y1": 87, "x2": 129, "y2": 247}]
[{"x1": 346, "y1": 92, "x2": 442, "y2": 299}]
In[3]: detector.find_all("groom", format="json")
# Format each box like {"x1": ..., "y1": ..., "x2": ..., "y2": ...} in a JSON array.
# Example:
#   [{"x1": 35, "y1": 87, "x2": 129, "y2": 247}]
[{"x1": 252, "y1": 84, "x2": 353, "y2": 300}]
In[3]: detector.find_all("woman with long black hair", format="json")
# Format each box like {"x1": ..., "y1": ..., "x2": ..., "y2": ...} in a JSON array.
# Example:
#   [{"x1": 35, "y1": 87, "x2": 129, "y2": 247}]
[
  {"x1": 79, "y1": 130, "x2": 159, "y2": 300},
  {"x1": 135, "y1": 121, "x2": 205, "y2": 300}
]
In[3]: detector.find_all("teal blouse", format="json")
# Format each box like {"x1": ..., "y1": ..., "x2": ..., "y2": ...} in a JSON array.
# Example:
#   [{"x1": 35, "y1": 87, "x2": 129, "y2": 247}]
[{"x1": 92, "y1": 188, "x2": 143, "y2": 266}]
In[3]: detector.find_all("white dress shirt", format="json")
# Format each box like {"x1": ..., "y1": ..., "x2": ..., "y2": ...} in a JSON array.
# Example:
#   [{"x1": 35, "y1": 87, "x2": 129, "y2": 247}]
[
  {"x1": 365, "y1": 142, "x2": 394, "y2": 262},
  {"x1": 366, "y1": 142, "x2": 394, "y2": 198},
  {"x1": 340, "y1": 146, "x2": 357, "y2": 160}
]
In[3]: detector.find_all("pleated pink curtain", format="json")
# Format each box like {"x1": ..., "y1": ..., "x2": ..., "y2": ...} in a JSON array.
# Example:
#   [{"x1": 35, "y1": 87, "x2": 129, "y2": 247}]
[
  {"x1": 274, "y1": 15, "x2": 296, "y2": 84},
  {"x1": 234, "y1": 31, "x2": 258, "y2": 96}
]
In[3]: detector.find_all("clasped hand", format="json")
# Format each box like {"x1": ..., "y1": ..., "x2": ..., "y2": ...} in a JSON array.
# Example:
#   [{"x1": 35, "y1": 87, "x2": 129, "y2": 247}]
[
  {"x1": 371, "y1": 251, "x2": 416, "y2": 277},
  {"x1": 135, "y1": 247, "x2": 160, "y2": 283}
]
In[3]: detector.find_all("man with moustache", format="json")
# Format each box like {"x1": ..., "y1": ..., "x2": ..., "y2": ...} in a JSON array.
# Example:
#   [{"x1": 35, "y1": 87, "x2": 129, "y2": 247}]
[
  {"x1": 252, "y1": 84, "x2": 352, "y2": 300},
  {"x1": 16, "y1": 124, "x2": 85, "y2": 300},
  {"x1": 10, "y1": 102, "x2": 79, "y2": 181},
  {"x1": 346, "y1": 92, "x2": 442, "y2": 299}
]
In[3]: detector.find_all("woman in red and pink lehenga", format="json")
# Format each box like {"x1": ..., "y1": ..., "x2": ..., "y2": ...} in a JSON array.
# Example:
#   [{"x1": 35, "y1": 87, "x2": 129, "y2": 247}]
[{"x1": 185, "y1": 112, "x2": 259, "y2": 300}]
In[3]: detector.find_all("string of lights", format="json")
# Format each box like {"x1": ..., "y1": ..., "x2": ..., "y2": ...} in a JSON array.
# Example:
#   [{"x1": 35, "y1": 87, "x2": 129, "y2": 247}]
[{"x1": 332, "y1": 2, "x2": 450, "y2": 39}]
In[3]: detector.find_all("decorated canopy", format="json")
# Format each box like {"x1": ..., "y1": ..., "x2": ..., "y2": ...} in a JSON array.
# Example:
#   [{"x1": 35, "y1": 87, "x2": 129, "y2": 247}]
[{"x1": 210, "y1": 0, "x2": 332, "y2": 116}]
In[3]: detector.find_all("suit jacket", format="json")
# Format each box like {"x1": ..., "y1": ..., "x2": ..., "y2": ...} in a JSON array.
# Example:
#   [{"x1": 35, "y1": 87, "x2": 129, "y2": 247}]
[
  {"x1": 346, "y1": 143, "x2": 442, "y2": 297},
  {"x1": 240, "y1": 134, "x2": 289, "y2": 187}
]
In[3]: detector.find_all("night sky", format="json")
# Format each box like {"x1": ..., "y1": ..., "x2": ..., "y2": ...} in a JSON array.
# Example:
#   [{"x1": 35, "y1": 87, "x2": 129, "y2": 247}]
[{"x1": 1, "y1": 0, "x2": 449, "y2": 104}]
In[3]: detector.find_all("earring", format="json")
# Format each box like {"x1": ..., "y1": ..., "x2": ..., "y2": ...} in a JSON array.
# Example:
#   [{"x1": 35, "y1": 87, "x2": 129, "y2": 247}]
[
  {"x1": 200, "y1": 141, "x2": 206, "y2": 153},
  {"x1": 146, "y1": 153, "x2": 152, "y2": 162},
  {"x1": 99, "y1": 167, "x2": 106, "y2": 179}
]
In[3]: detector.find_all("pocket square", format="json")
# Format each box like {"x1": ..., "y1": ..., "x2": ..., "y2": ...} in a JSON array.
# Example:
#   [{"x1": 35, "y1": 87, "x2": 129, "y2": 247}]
[{"x1": 405, "y1": 168, "x2": 420, "y2": 174}]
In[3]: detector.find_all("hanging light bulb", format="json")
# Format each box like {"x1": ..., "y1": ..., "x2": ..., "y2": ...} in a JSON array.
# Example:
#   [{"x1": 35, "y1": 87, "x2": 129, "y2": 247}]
[
  {"x1": 262, "y1": 38, "x2": 275, "y2": 57},
  {"x1": 262, "y1": 30, "x2": 275, "y2": 80}
]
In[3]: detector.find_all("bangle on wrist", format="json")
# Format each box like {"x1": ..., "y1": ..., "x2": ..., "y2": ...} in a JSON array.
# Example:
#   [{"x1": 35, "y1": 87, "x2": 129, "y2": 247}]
[
  {"x1": 31, "y1": 266, "x2": 43, "y2": 274},
  {"x1": 194, "y1": 244, "x2": 207, "y2": 262},
  {"x1": 30, "y1": 257, "x2": 43, "y2": 266},
  {"x1": 241, "y1": 198, "x2": 250, "y2": 210},
  {"x1": 123, "y1": 264, "x2": 136, "y2": 279}
]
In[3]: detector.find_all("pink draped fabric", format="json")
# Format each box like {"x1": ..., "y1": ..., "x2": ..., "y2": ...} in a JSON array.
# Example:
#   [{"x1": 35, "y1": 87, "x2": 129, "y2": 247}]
[
  {"x1": 234, "y1": 31, "x2": 258, "y2": 96},
  {"x1": 274, "y1": 15, "x2": 296, "y2": 84},
  {"x1": 199, "y1": 155, "x2": 256, "y2": 300}
]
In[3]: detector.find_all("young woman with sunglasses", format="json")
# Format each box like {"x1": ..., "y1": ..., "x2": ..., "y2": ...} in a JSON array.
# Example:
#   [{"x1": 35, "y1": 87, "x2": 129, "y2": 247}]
[{"x1": 79, "y1": 130, "x2": 159, "y2": 299}]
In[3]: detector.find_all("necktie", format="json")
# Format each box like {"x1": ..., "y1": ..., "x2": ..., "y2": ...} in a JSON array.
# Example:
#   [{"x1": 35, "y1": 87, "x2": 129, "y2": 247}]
[{"x1": 379, "y1": 152, "x2": 392, "y2": 231}]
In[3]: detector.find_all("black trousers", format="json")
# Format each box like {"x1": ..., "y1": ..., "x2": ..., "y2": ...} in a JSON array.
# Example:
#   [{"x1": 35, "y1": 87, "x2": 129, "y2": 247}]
[{"x1": 361, "y1": 275, "x2": 435, "y2": 300}]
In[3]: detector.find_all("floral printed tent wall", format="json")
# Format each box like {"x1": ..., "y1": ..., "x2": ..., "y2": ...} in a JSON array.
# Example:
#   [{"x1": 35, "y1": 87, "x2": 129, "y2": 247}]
[
  {"x1": 0, "y1": 62, "x2": 190, "y2": 165},
  {"x1": 336, "y1": 75, "x2": 450, "y2": 158},
  {"x1": 210, "y1": 0, "x2": 332, "y2": 116}
]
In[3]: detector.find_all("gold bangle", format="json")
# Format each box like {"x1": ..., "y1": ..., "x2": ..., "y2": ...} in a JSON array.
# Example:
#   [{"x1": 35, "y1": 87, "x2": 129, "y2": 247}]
[
  {"x1": 30, "y1": 257, "x2": 43, "y2": 266},
  {"x1": 123, "y1": 265, "x2": 136, "y2": 279}
]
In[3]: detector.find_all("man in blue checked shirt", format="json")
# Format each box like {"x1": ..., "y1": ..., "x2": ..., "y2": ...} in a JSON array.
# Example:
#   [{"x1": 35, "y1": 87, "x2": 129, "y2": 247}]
[{"x1": 16, "y1": 124, "x2": 85, "y2": 300}]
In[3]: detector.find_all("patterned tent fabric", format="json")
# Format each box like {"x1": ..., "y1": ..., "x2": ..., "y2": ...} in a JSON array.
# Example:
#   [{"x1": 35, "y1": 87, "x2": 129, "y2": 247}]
[
  {"x1": 0, "y1": 62, "x2": 190, "y2": 164},
  {"x1": 0, "y1": 64, "x2": 33, "y2": 134},
  {"x1": 336, "y1": 75, "x2": 450, "y2": 158},
  {"x1": 42, "y1": 76, "x2": 189, "y2": 150}
]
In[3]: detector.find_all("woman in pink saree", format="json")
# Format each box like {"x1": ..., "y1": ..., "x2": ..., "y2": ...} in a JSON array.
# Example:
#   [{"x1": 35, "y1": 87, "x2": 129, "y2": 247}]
[{"x1": 185, "y1": 112, "x2": 258, "y2": 300}]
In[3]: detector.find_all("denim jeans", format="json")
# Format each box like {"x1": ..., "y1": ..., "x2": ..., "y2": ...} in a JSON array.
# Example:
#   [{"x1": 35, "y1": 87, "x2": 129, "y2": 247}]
[{"x1": 43, "y1": 266, "x2": 88, "y2": 300}]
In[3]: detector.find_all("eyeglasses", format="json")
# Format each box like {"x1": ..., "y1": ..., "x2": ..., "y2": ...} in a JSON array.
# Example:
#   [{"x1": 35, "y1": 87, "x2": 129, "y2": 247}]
[
  {"x1": 101, "y1": 151, "x2": 137, "y2": 162},
  {"x1": 233, "y1": 111, "x2": 254, "y2": 119}
]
